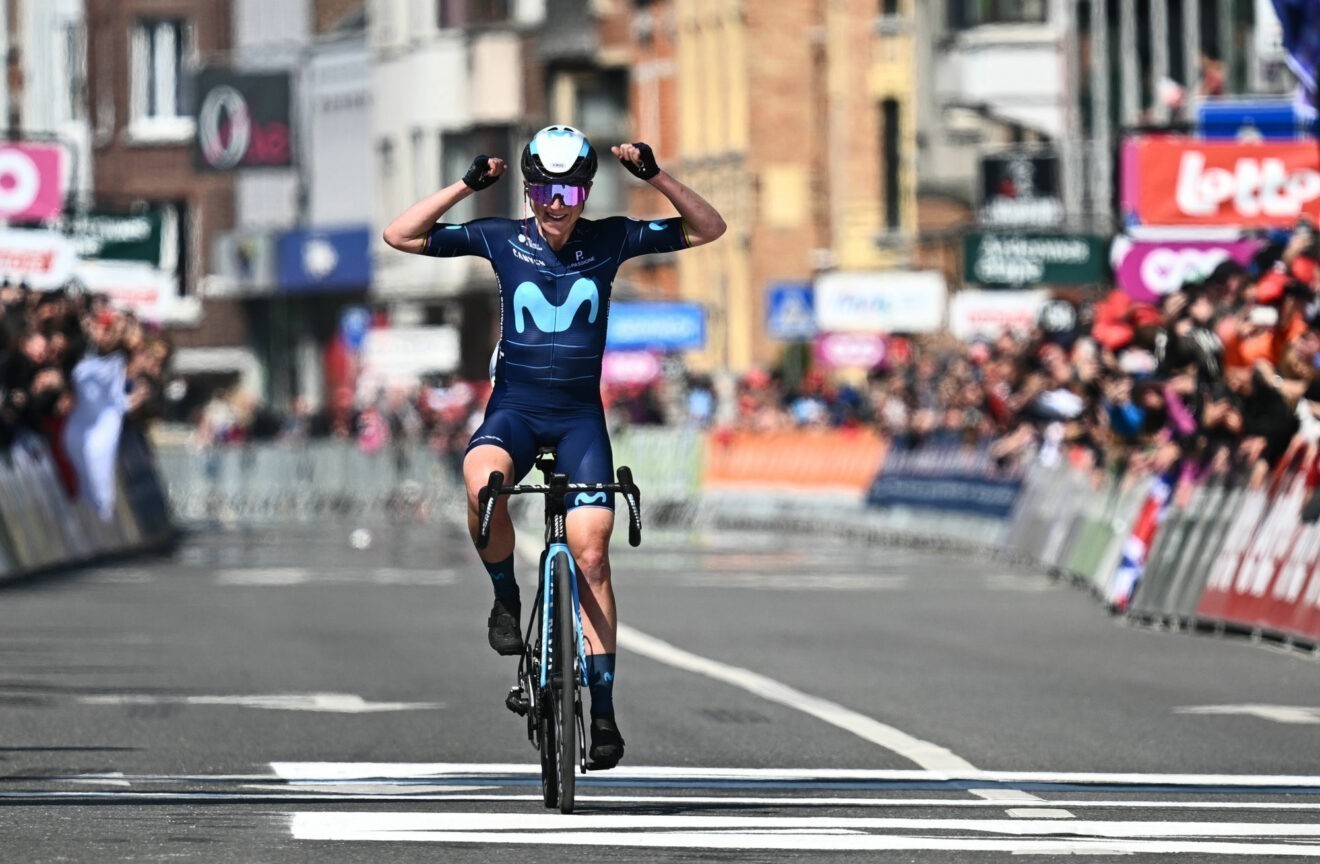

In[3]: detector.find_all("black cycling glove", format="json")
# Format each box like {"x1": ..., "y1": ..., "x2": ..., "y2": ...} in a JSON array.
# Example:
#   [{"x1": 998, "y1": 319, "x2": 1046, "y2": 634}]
[
  {"x1": 618, "y1": 142, "x2": 661, "y2": 180},
  {"x1": 462, "y1": 155, "x2": 499, "y2": 191}
]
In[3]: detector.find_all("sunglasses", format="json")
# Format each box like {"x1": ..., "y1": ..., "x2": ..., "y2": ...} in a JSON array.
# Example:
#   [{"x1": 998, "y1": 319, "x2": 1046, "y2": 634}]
[{"x1": 525, "y1": 183, "x2": 588, "y2": 207}]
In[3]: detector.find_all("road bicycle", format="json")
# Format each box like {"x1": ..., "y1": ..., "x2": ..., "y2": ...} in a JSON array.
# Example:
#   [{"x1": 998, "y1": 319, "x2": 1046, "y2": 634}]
[{"x1": 475, "y1": 447, "x2": 642, "y2": 813}]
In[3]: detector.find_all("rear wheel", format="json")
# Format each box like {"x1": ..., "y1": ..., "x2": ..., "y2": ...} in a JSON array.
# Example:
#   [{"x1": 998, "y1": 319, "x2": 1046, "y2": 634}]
[{"x1": 552, "y1": 551, "x2": 578, "y2": 813}]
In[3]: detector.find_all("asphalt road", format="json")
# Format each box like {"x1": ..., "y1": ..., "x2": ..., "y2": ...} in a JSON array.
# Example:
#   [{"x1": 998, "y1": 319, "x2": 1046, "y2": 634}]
[{"x1": 1, "y1": 511, "x2": 1319, "y2": 862}]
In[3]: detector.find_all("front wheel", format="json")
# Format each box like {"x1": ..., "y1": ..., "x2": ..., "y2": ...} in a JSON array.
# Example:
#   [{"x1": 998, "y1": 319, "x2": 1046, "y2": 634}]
[{"x1": 552, "y1": 551, "x2": 578, "y2": 813}]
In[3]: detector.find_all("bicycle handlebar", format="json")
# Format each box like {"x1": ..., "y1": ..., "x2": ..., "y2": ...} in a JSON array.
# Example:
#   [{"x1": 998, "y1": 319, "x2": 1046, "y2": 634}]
[{"x1": 474, "y1": 466, "x2": 643, "y2": 549}]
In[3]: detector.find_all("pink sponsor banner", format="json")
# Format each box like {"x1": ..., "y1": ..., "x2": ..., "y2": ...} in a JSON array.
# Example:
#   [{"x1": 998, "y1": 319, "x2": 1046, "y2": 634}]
[
  {"x1": 0, "y1": 144, "x2": 64, "y2": 221},
  {"x1": 813, "y1": 332, "x2": 887, "y2": 370},
  {"x1": 601, "y1": 350, "x2": 662, "y2": 387},
  {"x1": 1111, "y1": 237, "x2": 1262, "y2": 303}
]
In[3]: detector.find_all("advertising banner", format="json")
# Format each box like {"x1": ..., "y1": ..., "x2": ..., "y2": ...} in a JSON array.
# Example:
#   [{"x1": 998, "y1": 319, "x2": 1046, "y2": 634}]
[
  {"x1": 979, "y1": 150, "x2": 1064, "y2": 227},
  {"x1": 74, "y1": 261, "x2": 178, "y2": 324},
  {"x1": 0, "y1": 229, "x2": 76, "y2": 289},
  {"x1": 1194, "y1": 469, "x2": 1320, "y2": 644},
  {"x1": 276, "y1": 226, "x2": 371, "y2": 293},
  {"x1": 606, "y1": 302, "x2": 706, "y2": 351},
  {"x1": 1122, "y1": 136, "x2": 1320, "y2": 227},
  {"x1": 0, "y1": 143, "x2": 64, "y2": 221},
  {"x1": 867, "y1": 442, "x2": 1027, "y2": 520},
  {"x1": 1110, "y1": 236, "x2": 1263, "y2": 302},
  {"x1": 812, "y1": 332, "x2": 886, "y2": 370},
  {"x1": 814, "y1": 271, "x2": 946, "y2": 334},
  {"x1": 704, "y1": 429, "x2": 887, "y2": 492},
  {"x1": 948, "y1": 289, "x2": 1049, "y2": 340},
  {"x1": 194, "y1": 69, "x2": 294, "y2": 171},
  {"x1": 964, "y1": 233, "x2": 1107, "y2": 286},
  {"x1": 601, "y1": 351, "x2": 663, "y2": 386}
]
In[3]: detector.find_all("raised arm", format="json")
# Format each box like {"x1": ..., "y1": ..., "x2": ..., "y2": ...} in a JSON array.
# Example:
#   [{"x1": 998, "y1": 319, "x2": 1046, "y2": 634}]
[
  {"x1": 382, "y1": 156, "x2": 508, "y2": 254},
  {"x1": 612, "y1": 143, "x2": 726, "y2": 248}
]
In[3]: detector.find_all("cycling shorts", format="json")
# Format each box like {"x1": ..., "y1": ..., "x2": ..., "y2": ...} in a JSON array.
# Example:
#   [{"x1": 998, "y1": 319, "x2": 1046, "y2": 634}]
[{"x1": 466, "y1": 397, "x2": 614, "y2": 512}]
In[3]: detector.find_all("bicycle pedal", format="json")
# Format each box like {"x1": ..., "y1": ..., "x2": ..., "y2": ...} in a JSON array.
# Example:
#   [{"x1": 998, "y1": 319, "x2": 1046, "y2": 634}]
[{"x1": 504, "y1": 686, "x2": 530, "y2": 716}]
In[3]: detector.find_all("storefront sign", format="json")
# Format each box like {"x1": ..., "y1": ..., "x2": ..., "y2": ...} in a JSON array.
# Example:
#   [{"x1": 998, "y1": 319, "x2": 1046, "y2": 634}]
[
  {"x1": 194, "y1": 69, "x2": 293, "y2": 171},
  {"x1": 276, "y1": 226, "x2": 371, "y2": 293},
  {"x1": 1122, "y1": 136, "x2": 1320, "y2": 227},
  {"x1": 1110, "y1": 236, "x2": 1263, "y2": 302},
  {"x1": 964, "y1": 232, "x2": 1106, "y2": 286},
  {"x1": 59, "y1": 209, "x2": 163, "y2": 264},
  {"x1": 814, "y1": 271, "x2": 946, "y2": 334},
  {"x1": 0, "y1": 144, "x2": 64, "y2": 221},
  {"x1": 978, "y1": 150, "x2": 1064, "y2": 227}
]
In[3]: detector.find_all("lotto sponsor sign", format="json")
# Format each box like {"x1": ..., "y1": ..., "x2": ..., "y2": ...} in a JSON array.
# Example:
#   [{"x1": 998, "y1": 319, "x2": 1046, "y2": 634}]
[
  {"x1": 1194, "y1": 471, "x2": 1320, "y2": 643},
  {"x1": 1122, "y1": 137, "x2": 1320, "y2": 227}
]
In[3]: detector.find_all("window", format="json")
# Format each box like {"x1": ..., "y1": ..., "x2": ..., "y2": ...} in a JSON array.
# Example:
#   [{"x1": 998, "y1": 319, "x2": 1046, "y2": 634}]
[
  {"x1": 64, "y1": 22, "x2": 87, "y2": 123},
  {"x1": 441, "y1": 126, "x2": 516, "y2": 221},
  {"x1": 881, "y1": 99, "x2": 902, "y2": 232},
  {"x1": 438, "y1": 0, "x2": 511, "y2": 29},
  {"x1": 949, "y1": 0, "x2": 1047, "y2": 30},
  {"x1": 129, "y1": 18, "x2": 193, "y2": 140}
]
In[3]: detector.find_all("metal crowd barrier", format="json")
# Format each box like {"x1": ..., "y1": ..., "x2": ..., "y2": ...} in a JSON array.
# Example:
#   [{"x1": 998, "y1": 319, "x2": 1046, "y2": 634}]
[{"x1": 0, "y1": 426, "x2": 175, "y2": 583}]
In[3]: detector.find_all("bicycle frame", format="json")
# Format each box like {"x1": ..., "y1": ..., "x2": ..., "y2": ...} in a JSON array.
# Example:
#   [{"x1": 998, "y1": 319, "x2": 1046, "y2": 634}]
[{"x1": 475, "y1": 448, "x2": 642, "y2": 813}]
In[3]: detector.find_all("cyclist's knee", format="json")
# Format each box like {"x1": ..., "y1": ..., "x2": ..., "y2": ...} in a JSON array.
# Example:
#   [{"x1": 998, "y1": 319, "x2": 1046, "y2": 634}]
[{"x1": 574, "y1": 546, "x2": 611, "y2": 584}]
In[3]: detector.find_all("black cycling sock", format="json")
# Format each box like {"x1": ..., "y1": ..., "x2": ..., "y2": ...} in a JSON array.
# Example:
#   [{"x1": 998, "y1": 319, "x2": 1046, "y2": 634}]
[
  {"x1": 586, "y1": 653, "x2": 616, "y2": 718},
  {"x1": 482, "y1": 554, "x2": 519, "y2": 602}
]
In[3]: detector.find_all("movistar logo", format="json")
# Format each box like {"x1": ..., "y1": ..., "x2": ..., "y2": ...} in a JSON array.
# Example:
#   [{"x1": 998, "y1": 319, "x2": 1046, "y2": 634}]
[
  {"x1": 648, "y1": 221, "x2": 665, "y2": 231},
  {"x1": 573, "y1": 491, "x2": 607, "y2": 506},
  {"x1": 513, "y1": 278, "x2": 599, "y2": 334}
]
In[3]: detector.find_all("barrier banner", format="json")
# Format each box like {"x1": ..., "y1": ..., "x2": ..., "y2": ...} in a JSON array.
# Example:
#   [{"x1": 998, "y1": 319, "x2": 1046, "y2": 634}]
[
  {"x1": 1194, "y1": 468, "x2": 1320, "y2": 642},
  {"x1": 866, "y1": 442, "x2": 1025, "y2": 518},
  {"x1": 705, "y1": 429, "x2": 886, "y2": 492}
]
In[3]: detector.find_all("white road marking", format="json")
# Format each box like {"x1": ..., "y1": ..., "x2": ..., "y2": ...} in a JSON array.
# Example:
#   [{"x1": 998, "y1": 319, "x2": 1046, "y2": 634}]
[
  {"x1": 78, "y1": 693, "x2": 442, "y2": 713},
  {"x1": 269, "y1": 762, "x2": 1320, "y2": 789},
  {"x1": 616, "y1": 623, "x2": 1052, "y2": 806},
  {"x1": 1176, "y1": 705, "x2": 1320, "y2": 725},
  {"x1": 213, "y1": 568, "x2": 456, "y2": 586},
  {"x1": 68, "y1": 772, "x2": 131, "y2": 787},
  {"x1": 288, "y1": 811, "x2": 1320, "y2": 854},
  {"x1": 616, "y1": 626, "x2": 971, "y2": 772}
]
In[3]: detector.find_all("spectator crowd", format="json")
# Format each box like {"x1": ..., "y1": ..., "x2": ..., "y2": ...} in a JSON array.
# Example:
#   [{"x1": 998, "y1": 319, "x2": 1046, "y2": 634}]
[
  {"x1": 0, "y1": 280, "x2": 172, "y2": 514},
  {"x1": 182, "y1": 221, "x2": 1320, "y2": 499}
]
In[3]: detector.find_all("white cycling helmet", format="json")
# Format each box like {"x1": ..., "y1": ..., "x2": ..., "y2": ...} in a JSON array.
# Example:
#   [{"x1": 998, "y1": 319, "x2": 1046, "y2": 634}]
[{"x1": 520, "y1": 125, "x2": 598, "y2": 184}]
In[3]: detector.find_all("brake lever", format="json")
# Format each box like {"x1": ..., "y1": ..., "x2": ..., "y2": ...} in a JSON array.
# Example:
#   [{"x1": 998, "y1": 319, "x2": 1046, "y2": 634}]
[{"x1": 616, "y1": 466, "x2": 642, "y2": 547}]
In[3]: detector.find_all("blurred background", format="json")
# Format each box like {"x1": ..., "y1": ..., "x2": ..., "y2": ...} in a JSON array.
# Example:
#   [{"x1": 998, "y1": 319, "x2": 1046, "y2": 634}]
[
  {"x1": 0, "y1": 0, "x2": 1309, "y2": 437},
  {"x1": 0, "y1": 1, "x2": 1318, "y2": 537}
]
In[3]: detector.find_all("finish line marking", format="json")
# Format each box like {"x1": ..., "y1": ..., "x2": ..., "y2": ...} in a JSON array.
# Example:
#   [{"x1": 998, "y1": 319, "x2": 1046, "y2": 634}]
[{"x1": 288, "y1": 810, "x2": 1320, "y2": 855}]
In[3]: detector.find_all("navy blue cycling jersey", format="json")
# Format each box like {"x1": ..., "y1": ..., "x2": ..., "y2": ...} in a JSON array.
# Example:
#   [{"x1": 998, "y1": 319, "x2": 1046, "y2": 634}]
[
  {"x1": 423, "y1": 215, "x2": 689, "y2": 405},
  {"x1": 424, "y1": 213, "x2": 689, "y2": 508}
]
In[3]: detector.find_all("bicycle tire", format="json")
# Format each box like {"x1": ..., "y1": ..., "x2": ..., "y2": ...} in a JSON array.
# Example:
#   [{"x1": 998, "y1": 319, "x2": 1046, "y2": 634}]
[
  {"x1": 552, "y1": 551, "x2": 577, "y2": 813},
  {"x1": 534, "y1": 578, "x2": 558, "y2": 809}
]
